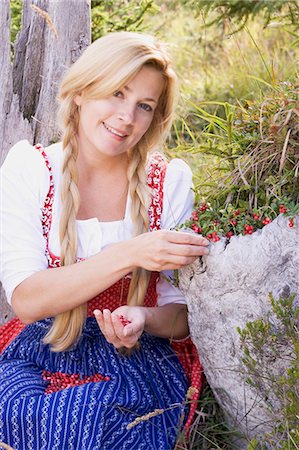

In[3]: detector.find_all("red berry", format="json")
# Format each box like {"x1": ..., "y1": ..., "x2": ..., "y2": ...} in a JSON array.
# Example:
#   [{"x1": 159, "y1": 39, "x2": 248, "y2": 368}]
[
  {"x1": 230, "y1": 219, "x2": 237, "y2": 226},
  {"x1": 233, "y1": 209, "x2": 240, "y2": 216},
  {"x1": 119, "y1": 315, "x2": 131, "y2": 326},
  {"x1": 226, "y1": 231, "x2": 234, "y2": 238},
  {"x1": 253, "y1": 214, "x2": 260, "y2": 220},
  {"x1": 288, "y1": 218, "x2": 294, "y2": 228},
  {"x1": 262, "y1": 217, "x2": 271, "y2": 225},
  {"x1": 199, "y1": 203, "x2": 208, "y2": 212},
  {"x1": 211, "y1": 232, "x2": 220, "y2": 242},
  {"x1": 243, "y1": 223, "x2": 255, "y2": 234},
  {"x1": 279, "y1": 204, "x2": 287, "y2": 214}
]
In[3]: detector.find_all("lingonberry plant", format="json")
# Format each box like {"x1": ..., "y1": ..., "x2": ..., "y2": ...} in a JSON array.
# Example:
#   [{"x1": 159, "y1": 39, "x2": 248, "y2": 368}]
[{"x1": 183, "y1": 198, "x2": 298, "y2": 242}]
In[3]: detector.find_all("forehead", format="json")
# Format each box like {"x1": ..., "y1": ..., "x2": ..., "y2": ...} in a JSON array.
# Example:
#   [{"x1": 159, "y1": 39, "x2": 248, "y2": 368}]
[{"x1": 125, "y1": 65, "x2": 165, "y2": 101}]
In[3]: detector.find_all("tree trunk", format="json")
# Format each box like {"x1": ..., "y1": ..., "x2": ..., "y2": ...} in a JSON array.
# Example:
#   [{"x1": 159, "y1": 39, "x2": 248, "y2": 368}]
[
  {"x1": 0, "y1": 0, "x2": 91, "y2": 323},
  {"x1": 179, "y1": 215, "x2": 299, "y2": 446}
]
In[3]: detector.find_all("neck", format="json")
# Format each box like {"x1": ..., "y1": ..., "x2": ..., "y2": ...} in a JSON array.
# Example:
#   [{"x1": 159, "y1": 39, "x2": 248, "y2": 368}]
[{"x1": 76, "y1": 149, "x2": 129, "y2": 180}]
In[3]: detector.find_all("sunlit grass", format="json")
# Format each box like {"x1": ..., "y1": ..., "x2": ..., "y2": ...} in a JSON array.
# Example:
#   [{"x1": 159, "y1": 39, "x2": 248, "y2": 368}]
[{"x1": 145, "y1": 2, "x2": 298, "y2": 114}]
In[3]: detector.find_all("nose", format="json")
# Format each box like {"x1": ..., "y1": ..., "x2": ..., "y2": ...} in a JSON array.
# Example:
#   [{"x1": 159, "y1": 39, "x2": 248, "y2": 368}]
[{"x1": 117, "y1": 104, "x2": 135, "y2": 124}]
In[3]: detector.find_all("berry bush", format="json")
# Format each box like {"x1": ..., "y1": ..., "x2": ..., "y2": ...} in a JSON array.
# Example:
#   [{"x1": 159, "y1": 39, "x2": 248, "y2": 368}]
[{"x1": 183, "y1": 199, "x2": 298, "y2": 242}]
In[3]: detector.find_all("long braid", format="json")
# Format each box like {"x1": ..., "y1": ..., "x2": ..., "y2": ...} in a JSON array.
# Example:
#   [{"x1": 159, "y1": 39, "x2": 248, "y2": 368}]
[
  {"x1": 127, "y1": 143, "x2": 152, "y2": 306},
  {"x1": 43, "y1": 107, "x2": 86, "y2": 352}
]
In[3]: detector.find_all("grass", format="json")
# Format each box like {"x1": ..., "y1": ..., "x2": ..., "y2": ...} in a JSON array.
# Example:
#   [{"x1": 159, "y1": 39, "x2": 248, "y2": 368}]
[{"x1": 175, "y1": 381, "x2": 243, "y2": 450}]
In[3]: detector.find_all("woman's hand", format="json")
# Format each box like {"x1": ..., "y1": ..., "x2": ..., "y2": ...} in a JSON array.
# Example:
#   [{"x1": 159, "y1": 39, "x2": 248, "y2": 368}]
[
  {"x1": 94, "y1": 305, "x2": 146, "y2": 349},
  {"x1": 131, "y1": 230, "x2": 209, "y2": 272}
]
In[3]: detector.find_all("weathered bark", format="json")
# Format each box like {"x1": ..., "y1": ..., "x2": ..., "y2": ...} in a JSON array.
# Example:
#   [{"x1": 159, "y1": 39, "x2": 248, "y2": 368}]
[
  {"x1": 179, "y1": 215, "x2": 299, "y2": 446},
  {"x1": 0, "y1": 0, "x2": 91, "y2": 321},
  {"x1": 0, "y1": 0, "x2": 91, "y2": 164}
]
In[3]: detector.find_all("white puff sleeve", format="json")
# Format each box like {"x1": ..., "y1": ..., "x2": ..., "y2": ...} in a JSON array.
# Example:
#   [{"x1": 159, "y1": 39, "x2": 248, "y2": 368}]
[
  {"x1": 0, "y1": 140, "x2": 50, "y2": 304},
  {"x1": 156, "y1": 159, "x2": 194, "y2": 306}
]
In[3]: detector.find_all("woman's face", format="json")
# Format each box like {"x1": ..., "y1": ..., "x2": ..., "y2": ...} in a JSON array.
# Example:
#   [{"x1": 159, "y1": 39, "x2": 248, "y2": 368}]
[{"x1": 75, "y1": 65, "x2": 165, "y2": 160}]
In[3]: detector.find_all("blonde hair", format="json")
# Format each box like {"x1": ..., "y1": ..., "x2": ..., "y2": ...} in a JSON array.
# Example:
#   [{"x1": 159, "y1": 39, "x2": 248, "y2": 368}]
[{"x1": 43, "y1": 31, "x2": 178, "y2": 352}]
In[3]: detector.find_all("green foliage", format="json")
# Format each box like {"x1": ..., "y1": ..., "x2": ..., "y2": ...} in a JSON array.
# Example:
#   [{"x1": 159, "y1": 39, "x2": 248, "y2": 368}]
[
  {"x1": 91, "y1": 0, "x2": 158, "y2": 41},
  {"x1": 171, "y1": 80, "x2": 299, "y2": 220},
  {"x1": 238, "y1": 293, "x2": 299, "y2": 449},
  {"x1": 180, "y1": 0, "x2": 299, "y2": 32},
  {"x1": 10, "y1": 0, "x2": 22, "y2": 46}
]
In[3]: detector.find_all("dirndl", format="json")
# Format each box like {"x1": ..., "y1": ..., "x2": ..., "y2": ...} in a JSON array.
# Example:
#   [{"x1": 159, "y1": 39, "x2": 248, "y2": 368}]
[
  {"x1": 0, "y1": 316, "x2": 189, "y2": 450},
  {"x1": 0, "y1": 145, "x2": 204, "y2": 449}
]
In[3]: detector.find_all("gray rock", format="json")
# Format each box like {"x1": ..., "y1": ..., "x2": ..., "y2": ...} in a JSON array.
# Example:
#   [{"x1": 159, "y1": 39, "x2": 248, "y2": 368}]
[{"x1": 179, "y1": 214, "x2": 299, "y2": 446}]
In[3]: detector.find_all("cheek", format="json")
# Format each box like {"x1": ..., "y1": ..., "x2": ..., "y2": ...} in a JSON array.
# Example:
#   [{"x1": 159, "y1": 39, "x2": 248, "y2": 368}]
[{"x1": 138, "y1": 115, "x2": 154, "y2": 136}]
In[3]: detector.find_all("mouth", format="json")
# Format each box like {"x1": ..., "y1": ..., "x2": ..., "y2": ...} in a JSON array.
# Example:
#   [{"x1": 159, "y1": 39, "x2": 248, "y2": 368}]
[{"x1": 103, "y1": 122, "x2": 128, "y2": 138}]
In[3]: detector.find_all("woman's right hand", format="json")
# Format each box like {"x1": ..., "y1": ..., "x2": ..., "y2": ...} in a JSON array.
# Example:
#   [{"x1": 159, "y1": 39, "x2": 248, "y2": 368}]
[{"x1": 131, "y1": 230, "x2": 209, "y2": 272}]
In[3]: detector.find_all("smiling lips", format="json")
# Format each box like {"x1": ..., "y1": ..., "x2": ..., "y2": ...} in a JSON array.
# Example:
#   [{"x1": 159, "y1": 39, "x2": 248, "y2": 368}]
[{"x1": 103, "y1": 122, "x2": 128, "y2": 138}]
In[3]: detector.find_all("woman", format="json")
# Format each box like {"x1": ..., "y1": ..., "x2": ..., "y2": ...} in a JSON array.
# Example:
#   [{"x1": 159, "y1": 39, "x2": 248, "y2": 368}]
[{"x1": 0, "y1": 32, "x2": 209, "y2": 449}]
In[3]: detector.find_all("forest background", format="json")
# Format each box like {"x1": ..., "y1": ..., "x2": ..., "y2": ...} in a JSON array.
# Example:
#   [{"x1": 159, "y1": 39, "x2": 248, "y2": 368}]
[{"x1": 8, "y1": 1, "x2": 299, "y2": 449}]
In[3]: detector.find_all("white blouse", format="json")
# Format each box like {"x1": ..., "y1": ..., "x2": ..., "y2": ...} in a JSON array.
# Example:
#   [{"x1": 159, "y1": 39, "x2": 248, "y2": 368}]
[{"x1": 0, "y1": 140, "x2": 194, "y2": 306}]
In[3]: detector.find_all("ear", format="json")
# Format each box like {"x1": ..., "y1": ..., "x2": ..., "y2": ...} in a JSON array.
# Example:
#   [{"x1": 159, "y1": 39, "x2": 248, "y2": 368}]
[{"x1": 74, "y1": 93, "x2": 83, "y2": 106}]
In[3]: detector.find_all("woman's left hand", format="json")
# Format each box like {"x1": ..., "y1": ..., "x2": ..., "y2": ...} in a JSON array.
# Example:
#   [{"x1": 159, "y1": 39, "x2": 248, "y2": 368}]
[{"x1": 94, "y1": 306, "x2": 146, "y2": 349}]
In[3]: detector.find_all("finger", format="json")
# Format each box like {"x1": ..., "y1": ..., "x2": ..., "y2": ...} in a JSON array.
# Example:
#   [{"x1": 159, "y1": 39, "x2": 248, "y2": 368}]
[
  {"x1": 103, "y1": 309, "x2": 120, "y2": 343},
  {"x1": 155, "y1": 255, "x2": 201, "y2": 271},
  {"x1": 94, "y1": 309, "x2": 105, "y2": 332},
  {"x1": 95, "y1": 310, "x2": 124, "y2": 348},
  {"x1": 123, "y1": 322, "x2": 143, "y2": 338},
  {"x1": 165, "y1": 230, "x2": 209, "y2": 246},
  {"x1": 121, "y1": 331, "x2": 140, "y2": 348},
  {"x1": 111, "y1": 314, "x2": 126, "y2": 340},
  {"x1": 167, "y1": 242, "x2": 209, "y2": 257},
  {"x1": 123, "y1": 325, "x2": 134, "y2": 337}
]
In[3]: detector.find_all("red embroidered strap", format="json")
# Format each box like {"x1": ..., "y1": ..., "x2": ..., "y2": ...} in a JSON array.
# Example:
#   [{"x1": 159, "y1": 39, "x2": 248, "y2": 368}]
[
  {"x1": 147, "y1": 152, "x2": 167, "y2": 231},
  {"x1": 34, "y1": 144, "x2": 59, "y2": 267}
]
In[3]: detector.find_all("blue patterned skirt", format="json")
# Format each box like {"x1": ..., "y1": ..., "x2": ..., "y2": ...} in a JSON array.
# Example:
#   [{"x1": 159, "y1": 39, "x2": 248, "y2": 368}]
[{"x1": 0, "y1": 318, "x2": 188, "y2": 450}]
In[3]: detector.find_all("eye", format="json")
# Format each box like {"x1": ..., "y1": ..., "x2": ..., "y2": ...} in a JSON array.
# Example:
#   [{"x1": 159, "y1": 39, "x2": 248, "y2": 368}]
[
  {"x1": 139, "y1": 103, "x2": 153, "y2": 112},
  {"x1": 113, "y1": 90, "x2": 123, "y2": 98}
]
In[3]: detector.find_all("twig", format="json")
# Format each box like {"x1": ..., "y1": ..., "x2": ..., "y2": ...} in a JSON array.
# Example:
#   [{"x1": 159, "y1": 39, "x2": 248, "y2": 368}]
[
  {"x1": 30, "y1": 4, "x2": 58, "y2": 39},
  {"x1": 279, "y1": 128, "x2": 291, "y2": 175},
  {"x1": 237, "y1": 158, "x2": 250, "y2": 187}
]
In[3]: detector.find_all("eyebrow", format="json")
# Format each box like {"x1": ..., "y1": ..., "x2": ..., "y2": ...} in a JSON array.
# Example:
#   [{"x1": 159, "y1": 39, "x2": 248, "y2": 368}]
[{"x1": 124, "y1": 85, "x2": 158, "y2": 104}]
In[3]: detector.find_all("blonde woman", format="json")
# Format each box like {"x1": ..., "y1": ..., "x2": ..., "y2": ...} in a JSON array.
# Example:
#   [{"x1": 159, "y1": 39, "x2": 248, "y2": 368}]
[{"x1": 0, "y1": 32, "x2": 208, "y2": 449}]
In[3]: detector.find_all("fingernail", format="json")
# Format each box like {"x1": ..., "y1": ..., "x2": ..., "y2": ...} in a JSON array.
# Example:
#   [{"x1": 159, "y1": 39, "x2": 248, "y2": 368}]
[
  {"x1": 94, "y1": 309, "x2": 100, "y2": 317},
  {"x1": 111, "y1": 314, "x2": 117, "y2": 322}
]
